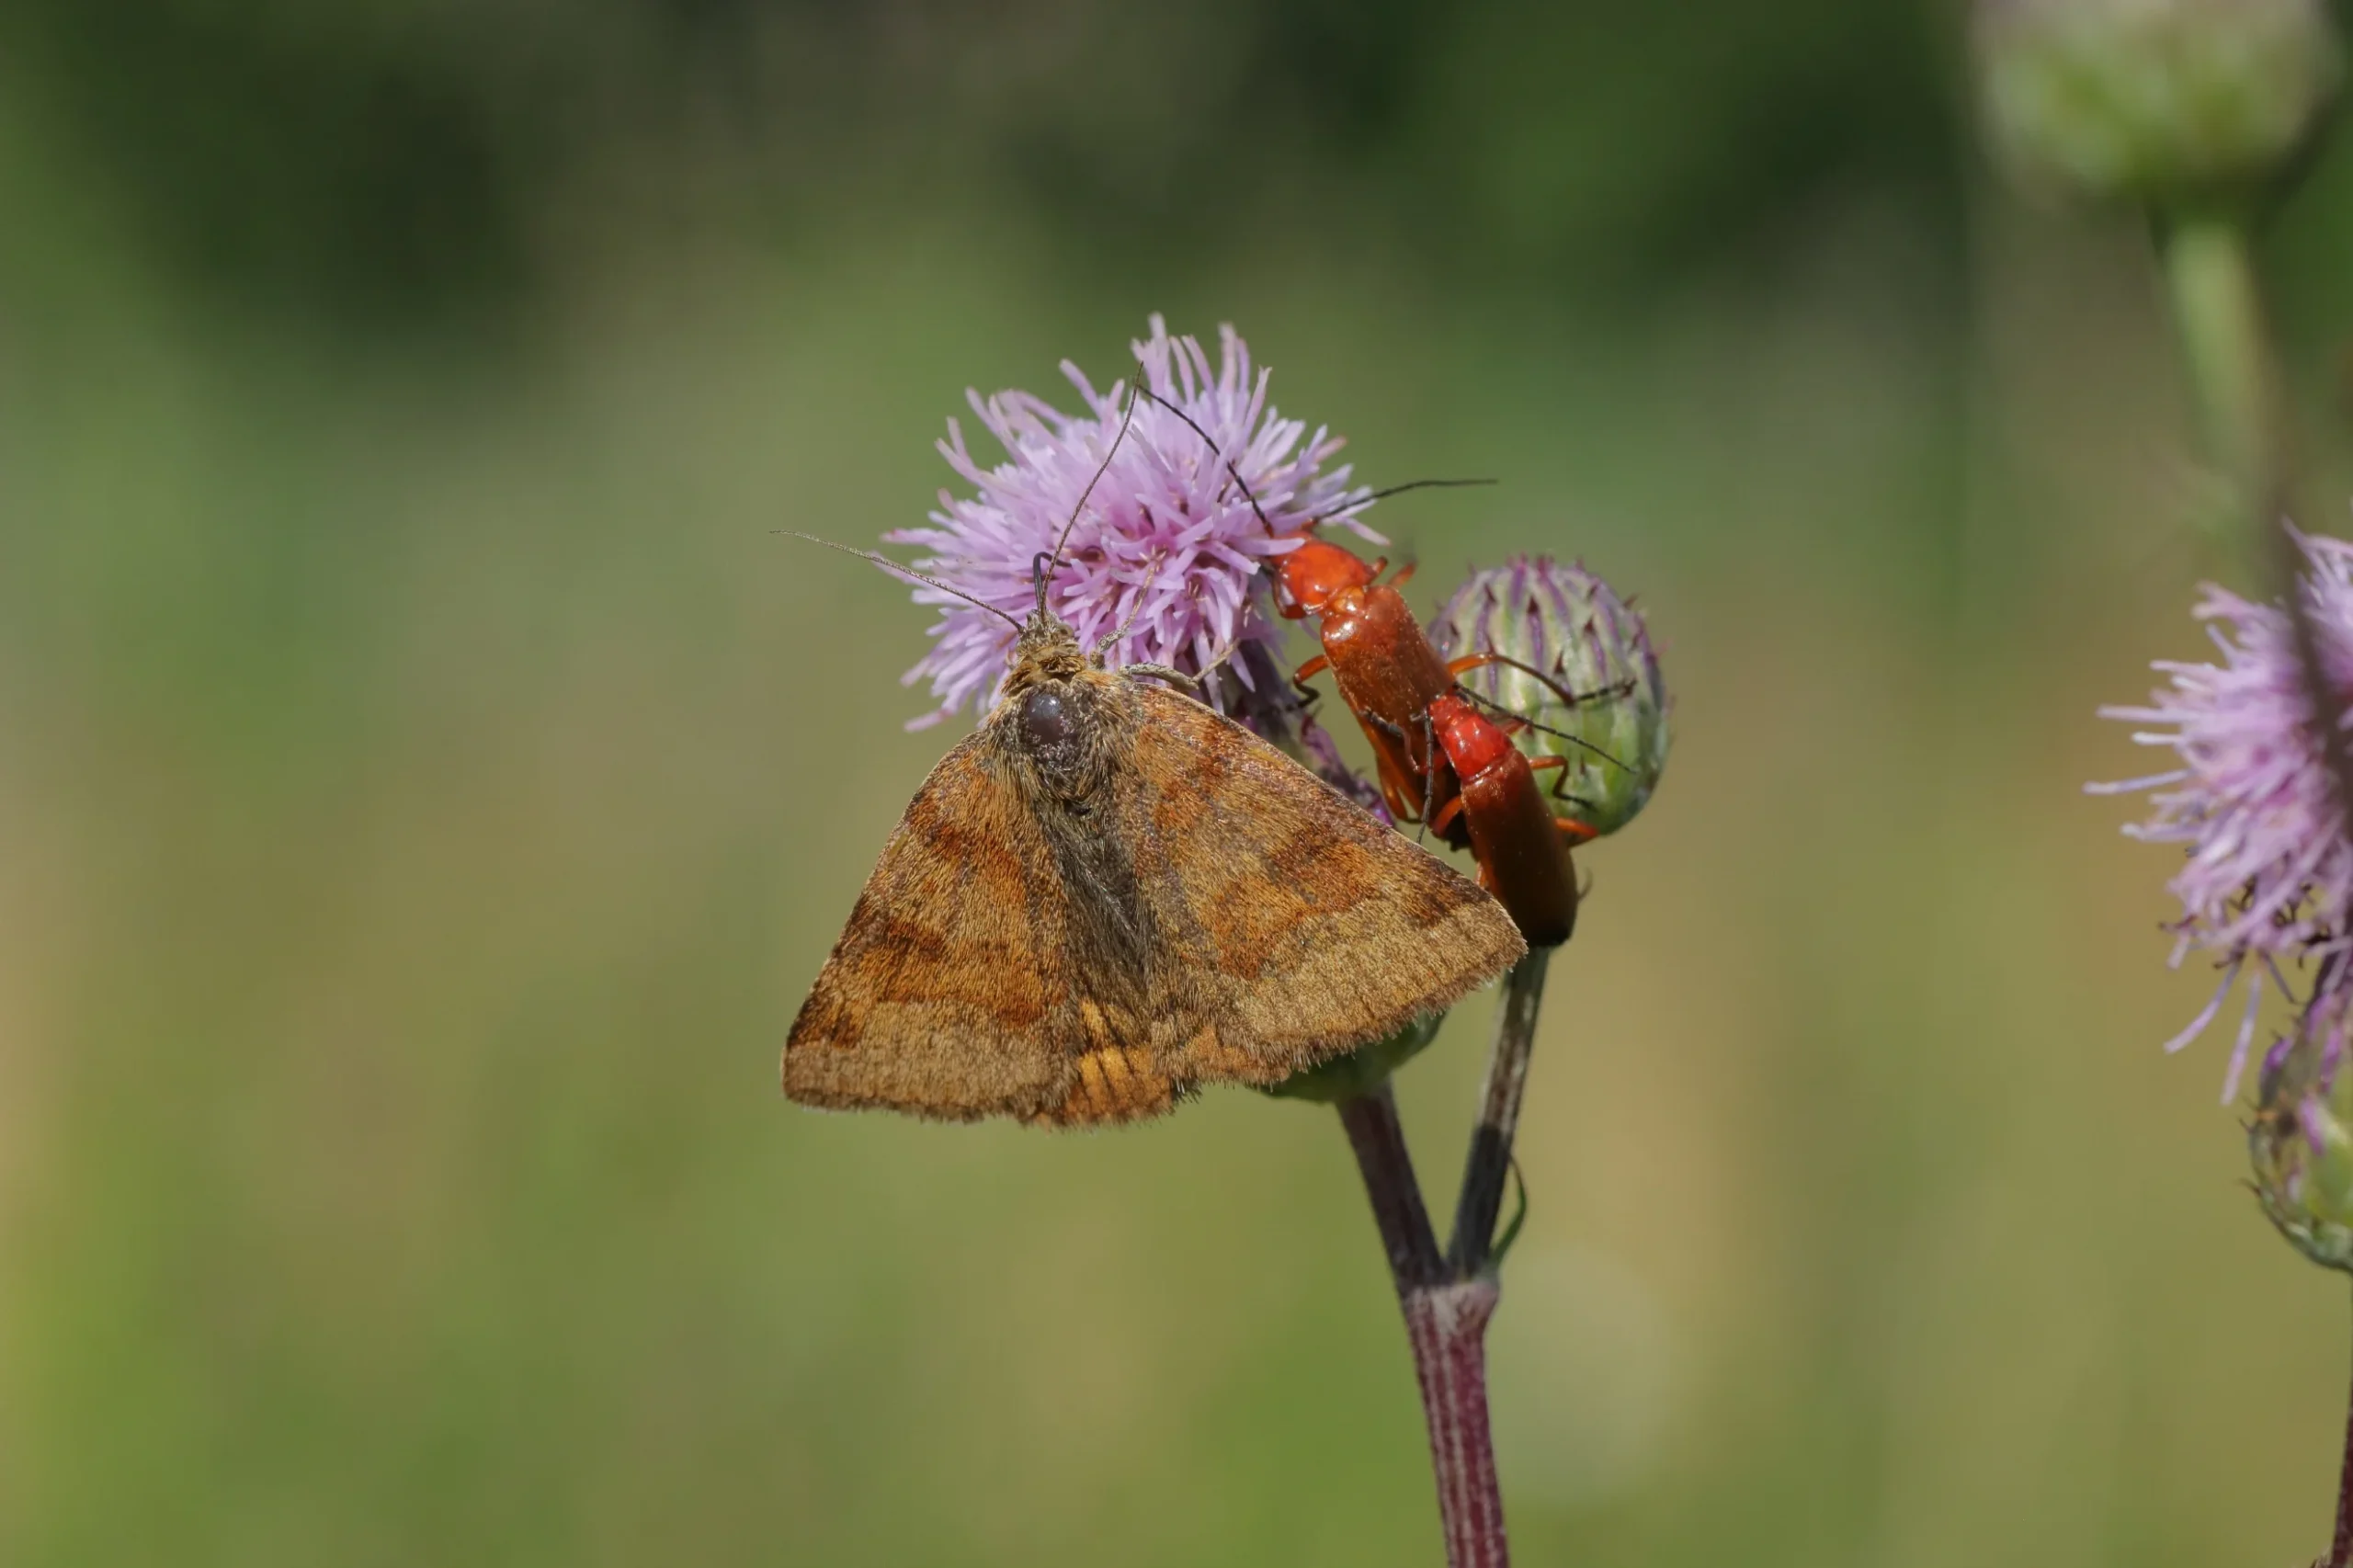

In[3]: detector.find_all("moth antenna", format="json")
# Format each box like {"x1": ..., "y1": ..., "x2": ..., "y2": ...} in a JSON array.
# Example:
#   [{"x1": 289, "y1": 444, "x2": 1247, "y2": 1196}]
[
  {"x1": 1037, "y1": 377, "x2": 1145, "y2": 619},
  {"x1": 1190, "y1": 630, "x2": 1246, "y2": 683},
  {"x1": 776, "y1": 531, "x2": 1024, "y2": 631},
  {"x1": 1310, "y1": 477, "x2": 1496, "y2": 527},
  {"x1": 1132, "y1": 386, "x2": 1278, "y2": 536}
]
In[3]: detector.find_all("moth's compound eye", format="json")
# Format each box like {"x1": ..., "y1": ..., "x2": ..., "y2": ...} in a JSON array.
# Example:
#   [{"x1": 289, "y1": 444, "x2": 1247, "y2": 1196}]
[{"x1": 1020, "y1": 687, "x2": 1070, "y2": 748}]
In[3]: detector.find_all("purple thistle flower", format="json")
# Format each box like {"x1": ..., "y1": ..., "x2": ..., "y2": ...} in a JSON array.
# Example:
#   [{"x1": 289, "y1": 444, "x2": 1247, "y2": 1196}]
[
  {"x1": 2092, "y1": 528, "x2": 2353, "y2": 1100},
  {"x1": 887, "y1": 315, "x2": 1376, "y2": 728}
]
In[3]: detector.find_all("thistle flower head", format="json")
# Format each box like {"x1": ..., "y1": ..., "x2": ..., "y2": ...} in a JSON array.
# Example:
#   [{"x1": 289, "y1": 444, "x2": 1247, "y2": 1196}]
[
  {"x1": 2250, "y1": 986, "x2": 2353, "y2": 1273},
  {"x1": 1262, "y1": 1014, "x2": 1444, "y2": 1104},
  {"x1": 2093, "y1": 529, "x2": 2353, "y2": 1099},
  {"x1": 887, "y1": 316, "x2": 1374, "y2": 727},
  {"x1": 1973, "y1": 0, "x2": 2342, "y2": 210},
  {"x1": 1428, "y1": 555, "x2": 1670, "y2": 839}
]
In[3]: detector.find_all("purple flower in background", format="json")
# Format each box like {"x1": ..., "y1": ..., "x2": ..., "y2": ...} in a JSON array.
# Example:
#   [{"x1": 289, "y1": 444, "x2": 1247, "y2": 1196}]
[
  {"x1": 888, "y1": 315, "x2": 1374, "y2": 727},
  {"x1": 2093, "y1": 529, "x2": 2353, "y2": 1099}
]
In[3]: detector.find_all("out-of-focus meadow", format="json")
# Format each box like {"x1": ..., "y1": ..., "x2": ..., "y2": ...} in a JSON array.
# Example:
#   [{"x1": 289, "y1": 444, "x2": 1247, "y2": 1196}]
[{"x1": 6, "y1": 4, "x2": 2353, "y2": 1563}]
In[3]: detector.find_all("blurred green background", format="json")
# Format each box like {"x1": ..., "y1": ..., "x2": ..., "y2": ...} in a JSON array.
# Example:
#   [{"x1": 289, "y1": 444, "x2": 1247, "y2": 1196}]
[{"x1": 6, "y1": 2, "x2": 2353, "y2": 1563}]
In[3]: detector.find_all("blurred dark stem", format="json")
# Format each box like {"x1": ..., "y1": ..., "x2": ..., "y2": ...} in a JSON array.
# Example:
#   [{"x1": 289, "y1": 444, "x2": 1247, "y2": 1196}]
[
  {"x1": 1449, "y1": 949, "x2": 1551, "y2": 1275},
  {"x1": 2333, "y1": 1281, "x2": 2353, "y2": 1568}
]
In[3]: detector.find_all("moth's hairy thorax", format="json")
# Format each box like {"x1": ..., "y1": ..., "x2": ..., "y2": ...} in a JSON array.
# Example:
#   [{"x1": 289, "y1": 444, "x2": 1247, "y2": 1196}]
[{"x1": 988, "y1": 627, "x2": 1159, "y2": 1010}]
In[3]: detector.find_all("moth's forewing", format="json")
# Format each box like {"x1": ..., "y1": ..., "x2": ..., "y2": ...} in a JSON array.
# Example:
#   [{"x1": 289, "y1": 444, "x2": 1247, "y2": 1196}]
[
  {"x1": 782, "y1": 733, "x2": 1076, "y2": 1120},
  {"x1": 1106, "y1": 682, "x2": 1525, "y2": 1086},
  {"x1": 783, "y1": 660, "x2": 1526, "y2": 1128}
]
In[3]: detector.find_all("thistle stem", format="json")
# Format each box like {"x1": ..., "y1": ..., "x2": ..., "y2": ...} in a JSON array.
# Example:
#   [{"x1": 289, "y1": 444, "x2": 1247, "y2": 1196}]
[
  {"x1": 1339, "y1": 1084, "x2": 1443, "y2": 1290},
  {"x1": 1449, "y1": 949, "x2": 1552, "y2": 1275},
  {"x1": 1337, "y1": 1087, "x2": 1510, "y2": 1567}
]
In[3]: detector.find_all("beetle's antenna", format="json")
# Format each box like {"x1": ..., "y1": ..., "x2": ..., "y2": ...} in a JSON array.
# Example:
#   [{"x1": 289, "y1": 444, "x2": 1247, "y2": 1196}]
[
  {"x1": 1132, "y1": 386, "x2": 1279, "y2": 536},
  {"x1": 1311, "y1": 477, "x2": 1495, "y2": 526},
  {"x1": 776, "y1": 532, "x2": 1023, "y2": 631},
  {"x1": 1455, "y1": 685, "x2": 1631, "y2": 772}
]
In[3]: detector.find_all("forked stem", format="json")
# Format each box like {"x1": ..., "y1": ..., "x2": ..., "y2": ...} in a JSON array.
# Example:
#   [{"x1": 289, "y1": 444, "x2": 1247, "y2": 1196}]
[{"x1": 1338, "y1": 1087, "x2": 1510, "y2": 1567}]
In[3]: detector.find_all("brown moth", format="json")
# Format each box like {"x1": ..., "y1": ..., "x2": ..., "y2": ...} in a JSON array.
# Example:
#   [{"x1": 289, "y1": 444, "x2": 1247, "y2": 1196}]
[{"x1": 782, "y1": 595, "x2": 1529, "y2": 1126}]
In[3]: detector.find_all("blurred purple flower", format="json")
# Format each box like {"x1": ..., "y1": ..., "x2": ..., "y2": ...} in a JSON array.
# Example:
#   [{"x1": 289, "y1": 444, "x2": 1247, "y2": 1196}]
[
  {"x1": 2093, "y1": 529, "x2": 2353, "y2": 1099},
  {"x1": 887, "y1": 315, "x2": 1375, "y2": 728}
]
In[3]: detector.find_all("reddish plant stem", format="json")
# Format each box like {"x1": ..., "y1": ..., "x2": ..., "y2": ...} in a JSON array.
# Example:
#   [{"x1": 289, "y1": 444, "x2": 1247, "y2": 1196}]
[
  {"x1": 1339, "y1": 1087, "x2": 1511, "y2": 1567},
  {"x1": 1404, "y1": 1279, "x2": 1506, "y2": 1568}
]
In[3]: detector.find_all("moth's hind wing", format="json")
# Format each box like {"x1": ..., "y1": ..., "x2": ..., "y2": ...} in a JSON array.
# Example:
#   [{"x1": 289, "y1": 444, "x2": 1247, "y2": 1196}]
[
  {"x1": 1116, "y1": 683, "x2": 1525, "y2": 1087},
  {"x1": 784, "y1": 733, "x2": 1083, "y2": 1120}
]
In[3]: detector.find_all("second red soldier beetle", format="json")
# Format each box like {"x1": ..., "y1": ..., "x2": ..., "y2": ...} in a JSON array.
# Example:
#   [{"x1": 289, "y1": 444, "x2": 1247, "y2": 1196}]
[{"x1": 1422, "y1": 690, "x2": 1589, "y2": 946}]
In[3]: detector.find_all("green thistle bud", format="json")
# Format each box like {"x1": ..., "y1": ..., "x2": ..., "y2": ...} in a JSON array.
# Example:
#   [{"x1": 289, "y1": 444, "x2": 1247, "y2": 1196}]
[
  {"x1": 1972, "y1": 0, "x2": 2342, "y2": 210},
  {"x1": 2249, "y1": 989, "x2": 2353, "y2": 1274},
  {"x1": 1427, "y1": 556, "x2": 1669, "y2": 840},
  {"x1": 1264, "y1": 1014, "x2": 1445, "y2": 1103}
]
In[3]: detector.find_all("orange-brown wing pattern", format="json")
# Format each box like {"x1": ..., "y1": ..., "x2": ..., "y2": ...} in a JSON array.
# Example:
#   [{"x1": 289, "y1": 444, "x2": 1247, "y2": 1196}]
[
  {"x1": 784, "y1": 735, "x2": 1079, "y2": 1121},
  {"x1": 1116, "y1": 684, "x2": 1524, "y2": 1087},
  {"x1": 785, "y1": 676, "x2": 1524, "y2": 1129}
]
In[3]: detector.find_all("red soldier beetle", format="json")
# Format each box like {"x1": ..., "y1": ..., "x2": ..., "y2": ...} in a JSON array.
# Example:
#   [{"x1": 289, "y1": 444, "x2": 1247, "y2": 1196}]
[
  {"x1": 1271, "y1": 536, "x2": 1627, "y2": 841},
  {"x1": 1423, "y1": 691, "x2": 1590, "y2": 947},
  {"x1": 1272, "y1": 535, "x2": 1469, "y2": 843}
]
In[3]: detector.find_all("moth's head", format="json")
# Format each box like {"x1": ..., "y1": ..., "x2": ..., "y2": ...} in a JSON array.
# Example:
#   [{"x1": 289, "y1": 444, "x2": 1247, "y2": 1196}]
[{"x1": 1005, "y1": 605, "x2": 1089, "y2": 697}]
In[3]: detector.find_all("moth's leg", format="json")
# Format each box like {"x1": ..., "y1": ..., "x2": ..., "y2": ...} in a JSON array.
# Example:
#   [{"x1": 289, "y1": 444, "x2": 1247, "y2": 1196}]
[{"x1": 1122, "y1": 663, "x2": 1200, "y2": 697}]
